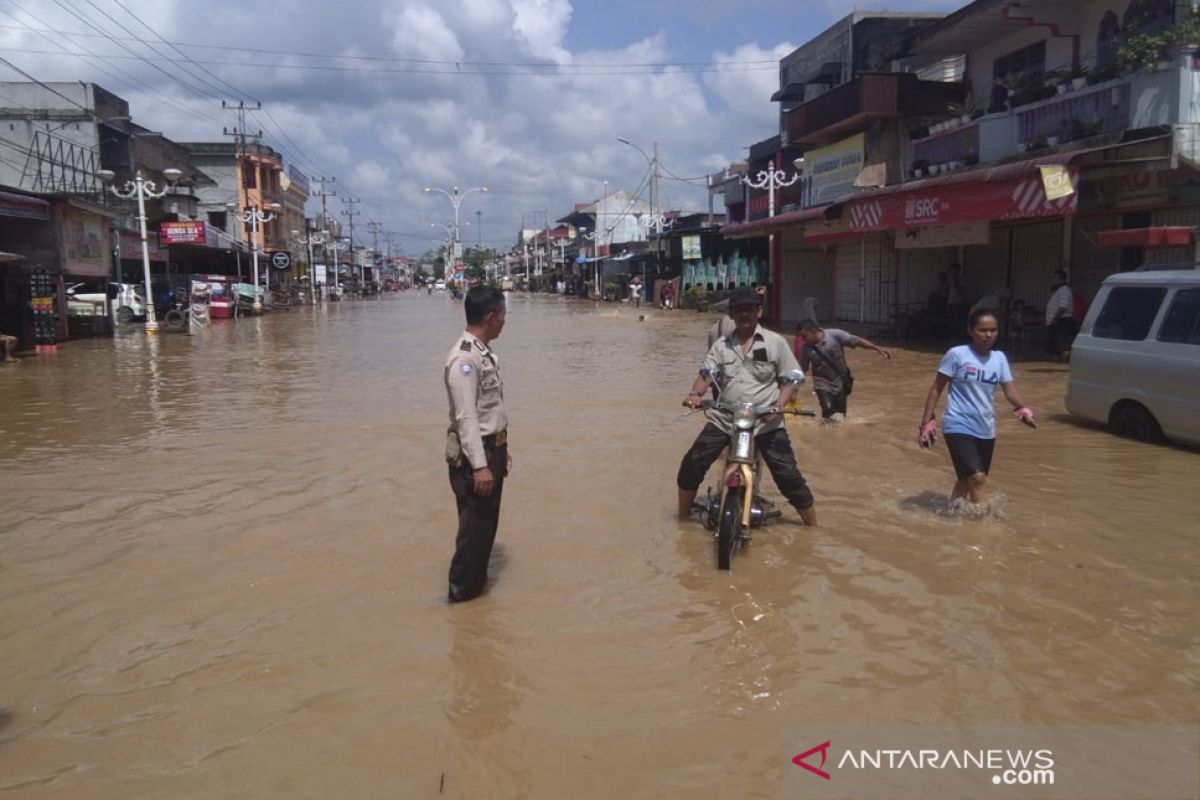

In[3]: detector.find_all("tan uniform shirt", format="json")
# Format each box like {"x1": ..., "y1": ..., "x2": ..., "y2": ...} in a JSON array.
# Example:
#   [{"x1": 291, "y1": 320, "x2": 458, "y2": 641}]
[
  {"x1": 444, "y1": 331, "x2": 507, "y2": 469},
  {"x1": 704, "y1": 324, "x2": 803, "y2": 434}
]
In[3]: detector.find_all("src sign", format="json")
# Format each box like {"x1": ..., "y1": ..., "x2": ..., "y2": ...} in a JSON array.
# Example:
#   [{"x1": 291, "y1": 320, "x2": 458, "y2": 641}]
[{"x1": 268, "y1": 250, "x2": 292, "y2": 270}]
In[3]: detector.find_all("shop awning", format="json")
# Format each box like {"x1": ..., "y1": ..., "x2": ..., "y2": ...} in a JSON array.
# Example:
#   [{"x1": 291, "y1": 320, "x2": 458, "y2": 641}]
[
  {"x1": 0, "y1": 190, "x2": 50, "y2": 221},
  {"x1": 1097, "y1": 227, "x2": 1194, "y2": 248},
  {"x1": 721, "y1": 204, "x2": 833, "y2": 239}
]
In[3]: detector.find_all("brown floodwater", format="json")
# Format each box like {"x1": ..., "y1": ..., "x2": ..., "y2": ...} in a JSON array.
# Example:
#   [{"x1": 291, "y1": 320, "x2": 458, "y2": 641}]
[{"x1": 1, "y1": 293, "x2": 1197, "y2": 798}]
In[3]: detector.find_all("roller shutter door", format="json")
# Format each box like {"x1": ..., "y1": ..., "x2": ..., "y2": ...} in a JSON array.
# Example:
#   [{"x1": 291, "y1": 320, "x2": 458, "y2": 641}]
[
  {"x1": 1071, "y1": 213, "x2": 1122, "y2": 302},
  {"x1": 834, "y1": 238, "x2": 862, "y2": 321},
  {"x1": 1147, "y1": 206, "x2": 1200, "y2": 267},
  {"x1": 962, "y1": 225, "x2": 1008, "y2": 300},
  {"x1": 1010, "y1": 219, "x2": 1064, "y2": 309}
]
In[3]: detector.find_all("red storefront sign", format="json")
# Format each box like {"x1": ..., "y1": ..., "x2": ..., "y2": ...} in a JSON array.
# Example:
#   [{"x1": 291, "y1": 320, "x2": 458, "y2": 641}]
[
  {"x1": 845, "y1": 170, "x2": 1079, "y2": 232},
  {"x1": 159, "y1": 220, "x2": 207, "y2": 244}
]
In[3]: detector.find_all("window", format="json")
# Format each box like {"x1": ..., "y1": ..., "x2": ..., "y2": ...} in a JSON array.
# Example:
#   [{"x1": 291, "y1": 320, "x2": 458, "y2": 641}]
[
  {"x1": 1097, "y1": 11, "x2": 1122, "y2": 67},
  {"x1": 1157, "y1": 288, "x2": 1200, "y2": 345},
  {"x1": 990, "y1": 40, "x2": 1047, "y2": 112},
  {"x1": 207, "y1": 211, "x2": 227, "y2": 231},
  {"x1": 1092, "y1": 286, "x2": 1166, "y2": 340}
]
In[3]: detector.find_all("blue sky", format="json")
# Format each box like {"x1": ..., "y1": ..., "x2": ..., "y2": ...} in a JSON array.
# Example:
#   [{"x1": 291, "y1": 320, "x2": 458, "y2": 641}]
[{"x1": 0, "y1": 0, "x2": 958, "y2": 253}]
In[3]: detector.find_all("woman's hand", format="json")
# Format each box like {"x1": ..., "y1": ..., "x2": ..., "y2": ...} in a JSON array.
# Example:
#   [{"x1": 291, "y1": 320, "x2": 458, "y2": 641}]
[
  {"x1": 919, "y1": 419, "x2": 937, "y2": 448},
  {"x1": 1014, "y1": 406, "x2": 1037, "y2": 428}
]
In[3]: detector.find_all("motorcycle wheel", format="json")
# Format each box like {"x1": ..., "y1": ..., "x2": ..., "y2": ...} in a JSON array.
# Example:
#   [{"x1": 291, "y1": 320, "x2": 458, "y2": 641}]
[{"x1": 717, "y1": 486, "x2": 744, "y2": 571}]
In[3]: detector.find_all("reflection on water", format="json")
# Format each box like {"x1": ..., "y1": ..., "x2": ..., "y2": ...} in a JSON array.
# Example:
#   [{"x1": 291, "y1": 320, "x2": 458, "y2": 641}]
[{"x1": 0, "y1": 294, "x2": 1197, "y2": 798}]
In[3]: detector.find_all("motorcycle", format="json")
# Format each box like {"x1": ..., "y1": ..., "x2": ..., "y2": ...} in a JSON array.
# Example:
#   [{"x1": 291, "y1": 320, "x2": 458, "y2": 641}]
[{"x1": 687, "y1": 399, "x2": 812, "y2": 570}]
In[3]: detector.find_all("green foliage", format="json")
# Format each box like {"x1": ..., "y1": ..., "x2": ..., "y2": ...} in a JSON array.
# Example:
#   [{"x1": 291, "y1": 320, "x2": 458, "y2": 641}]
[{"x1": 1119, "y1": 13, "x2": 1200, "y2": 71}]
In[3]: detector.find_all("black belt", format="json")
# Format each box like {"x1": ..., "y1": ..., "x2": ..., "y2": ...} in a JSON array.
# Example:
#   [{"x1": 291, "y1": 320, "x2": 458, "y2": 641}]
[{"x1": 482, "y1": 430, "x2": 508, "y2": 447}]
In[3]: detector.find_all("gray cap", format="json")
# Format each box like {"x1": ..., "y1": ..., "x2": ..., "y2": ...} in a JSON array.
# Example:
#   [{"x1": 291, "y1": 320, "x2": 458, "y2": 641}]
[{"x1": 728, "y1": 286, "x2": 763, "y2": 307}]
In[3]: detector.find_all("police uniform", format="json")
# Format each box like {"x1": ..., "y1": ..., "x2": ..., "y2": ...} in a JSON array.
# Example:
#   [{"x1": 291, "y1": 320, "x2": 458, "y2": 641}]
[
  {"x1": 444, "y1": 330, "x2": 508, "y2": 602},
  {"x1": 677, "y1": 324, "x2": 815, "y2": 511}
]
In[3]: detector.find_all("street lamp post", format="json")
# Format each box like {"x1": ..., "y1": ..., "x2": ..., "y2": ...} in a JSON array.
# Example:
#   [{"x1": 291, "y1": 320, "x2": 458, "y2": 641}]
[
  {"x1": 292, "y1": 229, "x2": 325, "y2": 305},
  {"x1": 743, "y1": 165, "x2": 800, "y2": 218},
  {"x1": 423, "y1": 184, "x2": 488, "y2": 263},
  {"x1": 229, "y1": 201, "x2": 281, "y2": 313},
  {"x1": 100, "y1": 167, "x2": 182, "y2": 333},
  {"x1": 579, "y1": 225, "x2": 600, "y2": 299}
]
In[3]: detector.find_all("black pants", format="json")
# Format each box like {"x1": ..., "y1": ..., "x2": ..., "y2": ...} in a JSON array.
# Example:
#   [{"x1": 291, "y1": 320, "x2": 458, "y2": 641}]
[
  {"x1": 677, "y1": 423, "x2": 814, "y2": 510},
  {"x1": 816, "y1": 389, "x2": 848, "y2": 419},
  {"x1": 447, "y1": 443, "x2": 507, "y2": 603},
  {"x1": 1046, "y1": 317, "x2": 1077, "y2": 356}
]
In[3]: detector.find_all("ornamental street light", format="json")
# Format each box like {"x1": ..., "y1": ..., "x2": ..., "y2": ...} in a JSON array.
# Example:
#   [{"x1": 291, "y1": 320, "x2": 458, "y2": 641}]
[
  {"x1": 228, "y1": 200, "x2": 281, "y2": 313},
  {"x1": 743, "y1": 165, "x2": 800, "y2": 218},
  {"x1": 292, "y1": 229, "x2": 326, "y2": 305},
  {"x1": 423, "y1": 185, "x2": 488, "y2": 256},
  {"x1": 579, "y1": 224, "x2": 601, "y2": 299},
  {"x1": 430, "y1": 221, "x2": 467, "y2": 279},
  {"x1": 99, "y1": 166, "x2": 182, "y2": 333}
]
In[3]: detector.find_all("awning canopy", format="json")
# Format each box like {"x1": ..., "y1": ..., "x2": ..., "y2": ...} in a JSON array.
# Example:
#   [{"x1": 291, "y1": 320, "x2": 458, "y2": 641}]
[
  {"x1": 1097, "y1": 227, "x2": 1194, "y2": 248},
  {"x1": 0, "y1": 190, "x2": 50, "y2": 221},
  {"x1": 722, "y1": 204, "x2": 833, "y2": 239}
]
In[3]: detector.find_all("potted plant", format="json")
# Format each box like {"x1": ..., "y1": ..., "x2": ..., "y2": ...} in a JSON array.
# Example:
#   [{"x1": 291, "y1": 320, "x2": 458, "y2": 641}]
[
  {"x1": 1088, "y1": 60, "x2": 1122, "y2": 85},
  {"x1": 911, "y1": 159, "x2": 929, "y2": 179},
  {"x1": 1065, "y1": 63, "x2": 1088, "y2": 91},
  {"x1": 1030, "y1": 135, "x2": 1048, "y2": 150},
  {"x1": 947, "y1": 94, "x2": 983, "y2": 124}
]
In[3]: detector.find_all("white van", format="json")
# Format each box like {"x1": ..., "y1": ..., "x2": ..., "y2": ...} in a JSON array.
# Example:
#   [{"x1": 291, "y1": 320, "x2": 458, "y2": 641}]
[
  {"x1": 1066, "y1": 270, "x2": 1200, "y2": 446},
  {"x1": 66, "y1": 282, "x2": 147, "y2": 322}
]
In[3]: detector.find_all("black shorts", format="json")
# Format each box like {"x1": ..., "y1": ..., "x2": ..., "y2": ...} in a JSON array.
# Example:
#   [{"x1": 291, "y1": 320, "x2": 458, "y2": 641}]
[{"x1": 943, "y1": 433, "x2": 995, "y2": 480}]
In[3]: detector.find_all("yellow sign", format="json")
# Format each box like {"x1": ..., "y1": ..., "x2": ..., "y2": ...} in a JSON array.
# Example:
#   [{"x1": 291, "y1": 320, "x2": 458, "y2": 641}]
[
  {"x1": 1039, "y1": 165, "x2": 1074, "y2": 201},
  {"x1": 807, "y1": 133, "x2": 865, "y2": 204}
]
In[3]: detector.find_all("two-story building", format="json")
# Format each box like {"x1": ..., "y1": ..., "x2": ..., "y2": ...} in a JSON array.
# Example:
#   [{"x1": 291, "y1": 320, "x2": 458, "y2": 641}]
[
  {"x1": 725, "y1": 1, "x2": 1198, "y2": 330},
  {"x1": 0, "y1": 82, "x2": 212, "y2": 344}
]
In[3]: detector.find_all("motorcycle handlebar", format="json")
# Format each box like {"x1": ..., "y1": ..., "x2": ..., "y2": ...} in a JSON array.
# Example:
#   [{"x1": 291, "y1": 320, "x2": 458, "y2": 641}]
[{"x1": 689, "y1": 399, "x2": 814, "y2": 417}]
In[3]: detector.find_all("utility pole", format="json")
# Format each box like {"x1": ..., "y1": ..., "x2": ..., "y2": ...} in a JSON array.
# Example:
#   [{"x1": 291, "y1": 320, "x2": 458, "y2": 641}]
[
  {"x1": 367, "y1": 220, "x2": 383, "y2": 292},
  {"x1": 310, "y1": 176, "x2": 336, "y2": 297},
  {"x1": 222, "y1": 100, "x2": 262, "y2": 251},
  {"x1": 342, "y1": 196, "x2": 360, "y2": 294}
]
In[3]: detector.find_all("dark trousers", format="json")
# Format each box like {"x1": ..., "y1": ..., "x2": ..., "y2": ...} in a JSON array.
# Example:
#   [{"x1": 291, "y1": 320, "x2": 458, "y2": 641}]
[
  {"x1": 816, "y1": 389, "x2": 848, "y2": 419},
  {"x1": 677, "y1": 423, "x2": 814, "y2": 510},
  {"x1": 447, "y1": 443, "x2": 507, "y2": 603}
]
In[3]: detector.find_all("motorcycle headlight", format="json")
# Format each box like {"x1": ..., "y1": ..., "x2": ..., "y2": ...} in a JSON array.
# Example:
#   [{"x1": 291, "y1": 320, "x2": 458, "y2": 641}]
[{"x1": 733, "y1": 404, "x2": 756, "y2": 431}]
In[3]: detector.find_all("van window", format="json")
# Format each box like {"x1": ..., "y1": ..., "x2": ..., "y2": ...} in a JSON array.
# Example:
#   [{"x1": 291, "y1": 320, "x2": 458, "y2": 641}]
[
  {"x1": 1092, "y1": 286, "x2": 1166, "y2": 341},
  {"x1": 1157, "y1": 288, "x2": 1200, "y2": 346}
]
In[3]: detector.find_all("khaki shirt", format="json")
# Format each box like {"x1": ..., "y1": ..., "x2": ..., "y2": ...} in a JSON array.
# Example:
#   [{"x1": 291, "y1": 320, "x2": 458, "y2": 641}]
[
  {"x1": 444, "y1": 331, "x2": 507, "y2": 469},
  {"x1": 704, "y1": 325, "x2": 803, "y2": 434}
]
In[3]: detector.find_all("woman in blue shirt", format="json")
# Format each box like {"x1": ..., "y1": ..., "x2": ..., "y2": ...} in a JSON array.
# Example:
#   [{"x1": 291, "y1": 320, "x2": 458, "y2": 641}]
[{"x1": 918, "y1": 309, "x2": 1036, "y2": 508}]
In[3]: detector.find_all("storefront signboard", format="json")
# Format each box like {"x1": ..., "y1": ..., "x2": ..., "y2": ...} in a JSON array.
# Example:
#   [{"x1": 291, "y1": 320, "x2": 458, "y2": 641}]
[
  {"x1": 894, "y1": 221, "x2": 991, "y2": 249},
  {"x1": 807, "y1": 133, "x2": 864, "y2": 205},
  {"x1": 681, "y1": 235, "x2": 702, "y2": 260},
  {"x1": 159, "y1": 220, "x2": 207, "y2": 245}
]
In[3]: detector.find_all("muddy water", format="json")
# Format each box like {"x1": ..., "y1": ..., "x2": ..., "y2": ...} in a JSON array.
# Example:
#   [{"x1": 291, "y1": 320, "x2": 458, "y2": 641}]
[{"x1": 0, "y1": 294, "x2": 1196, "y2": 798}]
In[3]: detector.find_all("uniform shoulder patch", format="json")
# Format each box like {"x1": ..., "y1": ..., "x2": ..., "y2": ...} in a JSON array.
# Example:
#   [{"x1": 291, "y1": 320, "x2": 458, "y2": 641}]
[
  {"x1": 459, "y1": 340, "x2": 472, "y2": 352},
  {"x1": 460, "y1": 364, "x2": 473, "y2": 375}
]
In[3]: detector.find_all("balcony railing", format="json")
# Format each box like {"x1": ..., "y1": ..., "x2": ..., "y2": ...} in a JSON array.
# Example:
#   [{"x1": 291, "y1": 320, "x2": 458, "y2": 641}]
[
  {"x1": 912, "y1": 122, "x2": 981, "y2": 175},
  {"x1": 786, "y1": 73, "x2": 965, "y2": 146},
  {"x1": 1016, "y1": 78, "x2": 1131, "y2": 146}
]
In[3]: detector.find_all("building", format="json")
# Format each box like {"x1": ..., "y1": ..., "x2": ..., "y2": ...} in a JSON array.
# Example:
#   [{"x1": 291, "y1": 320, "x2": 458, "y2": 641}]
[{"x1": 723, "y1": 1, "x2": 1199, "y2": 332}]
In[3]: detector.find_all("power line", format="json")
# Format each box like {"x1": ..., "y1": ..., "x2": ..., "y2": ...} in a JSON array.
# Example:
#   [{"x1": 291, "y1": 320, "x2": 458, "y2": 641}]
[
  {"x1": 0, "y1": 23, "x2": 779, "y2": 68},
  {"x1": 0, "y1": 46, "x2": 776, "y2": 76}
]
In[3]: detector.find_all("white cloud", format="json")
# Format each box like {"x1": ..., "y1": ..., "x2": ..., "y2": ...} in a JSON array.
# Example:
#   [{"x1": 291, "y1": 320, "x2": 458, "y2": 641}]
[{"x1": 0, "y1": 0, "x2": 805, "y2": 248}]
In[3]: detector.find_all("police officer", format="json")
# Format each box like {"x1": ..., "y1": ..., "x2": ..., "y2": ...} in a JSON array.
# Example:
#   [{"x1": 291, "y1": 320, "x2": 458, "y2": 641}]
[
  {"x1": 678, "y1": 286, "x2": 817, "y2": 526},
  {"x1": 444, "y1": 285, "x2": 511, "y2": 603}
]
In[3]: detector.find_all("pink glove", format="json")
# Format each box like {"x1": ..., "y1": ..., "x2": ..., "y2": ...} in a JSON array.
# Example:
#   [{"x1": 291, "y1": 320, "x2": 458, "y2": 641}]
[
  {"x1": 1014, "y1": 406, "x2": 1037, "y2": 428},
  {"x1": 919, "y1": 419, "x2": 937, "y2": 448}
]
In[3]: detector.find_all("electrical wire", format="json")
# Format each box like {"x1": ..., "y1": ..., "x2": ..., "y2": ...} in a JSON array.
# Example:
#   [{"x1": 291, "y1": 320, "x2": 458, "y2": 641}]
[{"x1": 0, "y1": 22, "x2": 779, "y2": 69}]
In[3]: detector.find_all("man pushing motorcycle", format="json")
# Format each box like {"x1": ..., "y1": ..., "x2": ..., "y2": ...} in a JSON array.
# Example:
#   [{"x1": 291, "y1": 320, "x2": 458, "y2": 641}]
[{"x1": 678, "y1": 287, "x2": 818, "y2": 527}]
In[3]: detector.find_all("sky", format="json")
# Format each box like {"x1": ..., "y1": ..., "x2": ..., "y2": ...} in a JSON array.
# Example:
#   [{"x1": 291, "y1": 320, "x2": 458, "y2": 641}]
[{"x1": 0, "y1": 0, "x2": 957, "y2": 254}]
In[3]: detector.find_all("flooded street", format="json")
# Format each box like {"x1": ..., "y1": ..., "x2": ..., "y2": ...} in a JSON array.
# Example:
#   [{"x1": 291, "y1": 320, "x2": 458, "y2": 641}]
[{"x1": 1, "y1": 294, "x2": 1197, "y2": 798}]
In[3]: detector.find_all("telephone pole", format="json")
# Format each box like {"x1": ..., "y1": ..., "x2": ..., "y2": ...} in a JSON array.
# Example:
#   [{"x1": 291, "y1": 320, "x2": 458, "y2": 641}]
[
  {"x1": 341, "y1": 196, "x2": 360, "y2": 293},
  {"x1": 310, "y1": 176, "x2": 336, "y2": 297},
  {"x1": 222, "y1": 100, "x2": 262, "y2": 247},
  {"x1": 367, "y1": 220, "x2": 383, "y2": 292}
]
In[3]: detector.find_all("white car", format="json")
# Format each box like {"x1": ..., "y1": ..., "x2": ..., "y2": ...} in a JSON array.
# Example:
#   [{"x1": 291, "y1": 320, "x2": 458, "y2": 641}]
[
  {"x1": 66, "y1": 282, "x2": 147, "y2": 322},
  {"x1": 1066, "y1": 269, "x2": 1200, "y2": 446},
  {"x1": 434, "y1": 280, "x2": 446, "y2": 291}
]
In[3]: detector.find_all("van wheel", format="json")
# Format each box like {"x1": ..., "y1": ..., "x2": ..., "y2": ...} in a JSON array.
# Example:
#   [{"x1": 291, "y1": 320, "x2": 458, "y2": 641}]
[
  {"x1": 1109, "y1": 402, "x2": 1164, "y2": 444},
  {"x1": 116, "y1": 305, "x2": 135, "y2": 323}
]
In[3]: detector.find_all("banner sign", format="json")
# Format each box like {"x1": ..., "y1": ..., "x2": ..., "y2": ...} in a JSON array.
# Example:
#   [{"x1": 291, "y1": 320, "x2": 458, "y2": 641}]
[
  {"x1": 188, "y1": 280, "x2": 210, "y2": 335},
  {"x1": 681, "y1": 235, "x2": 702, "y2": 260},
  {"x1": 159, "y1": 220, "x2": 207, "y2": 245},
  {"x1": 1039, "y1": 165, "x2": 1074, "y2": 201},
  {"x1": 846, "y1": 170, "x2": 1078, "y2": 233},
  {"x1": 808, "y1": 133, "x2": 865, "y2": 205},
  {"x1": 894, "y1": 221, "x2": 991, "y2": 249}
]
